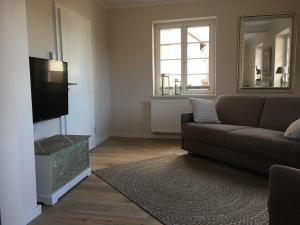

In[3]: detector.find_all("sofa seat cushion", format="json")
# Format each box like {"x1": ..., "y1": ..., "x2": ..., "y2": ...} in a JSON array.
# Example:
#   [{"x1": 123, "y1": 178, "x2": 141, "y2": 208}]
[
  {"x1": 228, "y1": 128, "x2": 300, "y2": 164},
  {"x1": 182, "y1": 123, "x2": 247, "y2": 147}
]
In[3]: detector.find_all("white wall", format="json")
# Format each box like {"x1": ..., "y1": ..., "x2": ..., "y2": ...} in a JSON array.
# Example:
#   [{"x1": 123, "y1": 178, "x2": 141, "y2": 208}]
[
  {"x1": 108, "y1": 0, "x2": 300, "y2": 137},
  {"x1": 0, "y1": 0, "x2": 41, "y2": 224},
  {"x1": 26, "y1": 0, "x2": 111, "y2": 144}
]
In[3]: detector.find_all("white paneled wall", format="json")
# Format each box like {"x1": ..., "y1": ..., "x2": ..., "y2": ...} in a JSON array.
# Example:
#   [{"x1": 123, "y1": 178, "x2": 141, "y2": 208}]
[{"x1": 151, "y1": 99, "x2": 192, "y2": 133}]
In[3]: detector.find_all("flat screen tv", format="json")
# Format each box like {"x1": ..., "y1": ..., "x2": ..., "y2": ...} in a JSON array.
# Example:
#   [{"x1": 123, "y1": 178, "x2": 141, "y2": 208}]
[{"x1": 29, "y1": 57, "x2": 69, "y2": 123}]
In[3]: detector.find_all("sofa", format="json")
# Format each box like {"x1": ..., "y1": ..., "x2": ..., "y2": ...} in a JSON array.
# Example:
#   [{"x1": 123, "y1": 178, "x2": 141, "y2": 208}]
[
  {"x1": 181, "y1": 95, "x2": 300, "y2": 174},
  {"x1": 268, "y1": 165, "x2": 300, "y2": 225}
]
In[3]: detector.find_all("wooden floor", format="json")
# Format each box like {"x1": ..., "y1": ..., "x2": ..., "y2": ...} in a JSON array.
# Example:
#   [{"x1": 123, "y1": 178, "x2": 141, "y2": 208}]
[{"x1": 30, "y1": 137, "x2": 186, "y2": 225}]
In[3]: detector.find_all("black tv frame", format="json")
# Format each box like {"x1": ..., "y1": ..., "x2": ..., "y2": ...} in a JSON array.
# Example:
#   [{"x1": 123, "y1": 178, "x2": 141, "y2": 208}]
[{"x1": 29, "y1": 57, "x2": 69, "y2": 123}]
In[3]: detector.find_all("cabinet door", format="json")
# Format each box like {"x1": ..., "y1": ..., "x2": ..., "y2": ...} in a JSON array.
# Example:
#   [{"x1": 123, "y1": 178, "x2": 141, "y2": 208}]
[{"x1": 51, "y1": 140, "x2": 89, "y2": 191}]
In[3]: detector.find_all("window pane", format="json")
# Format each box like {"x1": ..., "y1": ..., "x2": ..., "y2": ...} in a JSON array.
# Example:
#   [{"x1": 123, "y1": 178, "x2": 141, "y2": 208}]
[
  {"x1": 187, "y1": 59, "x2": 209, "y2": 74},
  {"x1": 161, "y1": 44, "x2": 181, "y2": 60},
  {"x1": 188, "y1": 43, "x2": 209, "y2": 58},
  {"x1": 188, "y1": 26, "x2": 209, "y2": 43},
  {"x1": 160, "y1": 28, "x2": 181, "y2": 44},
  {"x1": 161, "y1": 60, "x2": 181, "y2": 75},
  {"x1": 187, "y1": 75, "x2": 209, "y2": 87}
]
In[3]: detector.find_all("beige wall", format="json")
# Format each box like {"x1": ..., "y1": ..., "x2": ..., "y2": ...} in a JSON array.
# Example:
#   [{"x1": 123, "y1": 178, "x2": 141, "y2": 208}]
[
  {"x1": 26, "y1": 0, "x2": 111, "y2": 143},
  {"x1": 25, "y1": 0, "x2": 300, "y2": 139},
  {"x1": 108, "y1": 0, "x2": 300, "y2": 137},
  {"x1": 0, "y1": 0, "x2": 40, "y2": 224}
]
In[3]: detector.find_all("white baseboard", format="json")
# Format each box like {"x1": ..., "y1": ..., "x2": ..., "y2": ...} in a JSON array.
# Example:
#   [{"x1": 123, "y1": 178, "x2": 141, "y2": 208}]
[
  {"x1": 37, "y1": 168, "x2": 91, "y2": 205},
  {"x1": 95, "y1": 134, "x2": 111, "y2": 146},
  {"x1": 111, "y1": 132, "x2": 180, "y2": 139},
  {"x1": 24, "y1": 205, "x2": 42, "y2": 225}
]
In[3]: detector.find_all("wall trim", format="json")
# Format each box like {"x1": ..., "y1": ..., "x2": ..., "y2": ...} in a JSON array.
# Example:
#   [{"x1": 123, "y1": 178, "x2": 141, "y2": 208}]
[
  {"x1": 111, "y1": 132, "x2": 180, "y2": 139},
  {"x1": 24, "y1": 205, "x2": 42, "y2": 225},
  {"x1": 95, "y1": 0, "x2": 207, "y2": 10},
  {"x1": 95, "y1": 134, "x2": 111, "y2": 147}
]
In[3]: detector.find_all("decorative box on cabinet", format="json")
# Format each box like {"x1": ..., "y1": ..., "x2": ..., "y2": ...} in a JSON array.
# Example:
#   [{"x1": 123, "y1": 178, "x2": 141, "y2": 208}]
[{"x1": 34, "y1": 135, "x2": 91, "y2": 205}]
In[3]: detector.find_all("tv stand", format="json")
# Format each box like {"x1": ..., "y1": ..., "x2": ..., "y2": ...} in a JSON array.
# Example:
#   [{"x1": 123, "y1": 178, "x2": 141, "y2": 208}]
[{"x1": 34, "y1": 135, "x2": 91, "y2": 205}]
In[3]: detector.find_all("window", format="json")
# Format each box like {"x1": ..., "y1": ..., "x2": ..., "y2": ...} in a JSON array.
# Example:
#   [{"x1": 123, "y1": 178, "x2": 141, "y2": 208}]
[{"x1": 153, "y1": 18, "x2": 216, "y2": 95}]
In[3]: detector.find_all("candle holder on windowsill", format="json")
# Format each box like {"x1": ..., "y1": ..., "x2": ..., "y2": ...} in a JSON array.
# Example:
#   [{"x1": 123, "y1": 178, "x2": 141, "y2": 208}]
[
  {"x1": 160, "y1": 74, "x2": 170, "y2": 96},
  {"x1": 174, "y1": 79, "x2": 182, "y2": 95}
]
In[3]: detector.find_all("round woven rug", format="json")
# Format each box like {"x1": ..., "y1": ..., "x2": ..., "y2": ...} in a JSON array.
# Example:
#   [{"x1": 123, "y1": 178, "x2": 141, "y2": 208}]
[{"x1": 94, "y1": 155, "x2": 269, "y2": 225}]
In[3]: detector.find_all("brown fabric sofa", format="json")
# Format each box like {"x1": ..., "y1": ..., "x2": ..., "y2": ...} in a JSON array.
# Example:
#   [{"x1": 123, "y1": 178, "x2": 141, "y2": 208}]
[
  {"x1": 181, "y1": 95, "x2": 300, "y2": 174},
  {"x1": 269, "y1": 165, "x2": 300, "y2": 225}
]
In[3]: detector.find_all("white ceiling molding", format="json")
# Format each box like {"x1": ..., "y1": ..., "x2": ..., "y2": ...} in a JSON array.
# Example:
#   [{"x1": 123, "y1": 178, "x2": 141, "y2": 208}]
[{"x1": 94, "y1": 0, "x2": 207, "y2": 9}]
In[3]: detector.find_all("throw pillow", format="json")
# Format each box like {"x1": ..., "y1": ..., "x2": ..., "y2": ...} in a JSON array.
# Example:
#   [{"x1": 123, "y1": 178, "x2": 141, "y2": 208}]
[
  {"x1": 284, "y1": 119, "x2": 300, "y2": 140},
  {"x1": 189, "y1": 98, "x2": 220, "y2": 123}
]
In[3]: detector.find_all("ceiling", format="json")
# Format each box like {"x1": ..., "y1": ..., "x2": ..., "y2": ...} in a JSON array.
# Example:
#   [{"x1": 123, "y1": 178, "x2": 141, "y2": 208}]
[{"x1": 97, "y1": 0, "x2": 207, "y2": 9}]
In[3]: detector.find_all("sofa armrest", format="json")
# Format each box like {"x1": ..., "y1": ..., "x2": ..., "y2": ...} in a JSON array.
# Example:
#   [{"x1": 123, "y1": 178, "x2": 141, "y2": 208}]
[
  {"x1": 181, "y1": 113, "x2": 194, "y2": 124},
  {"x1": 269, "y1": 165, "x2": 300, "y2": 225},
  {"x1": 181, "y1": 113, "x2": 193, "y2": 149}
]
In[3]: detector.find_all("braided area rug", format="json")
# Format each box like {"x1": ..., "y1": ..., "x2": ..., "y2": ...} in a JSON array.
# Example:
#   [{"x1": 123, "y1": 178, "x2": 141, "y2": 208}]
[{"x1": 94, "y1": 155, "x2": 269, "y2": 225}]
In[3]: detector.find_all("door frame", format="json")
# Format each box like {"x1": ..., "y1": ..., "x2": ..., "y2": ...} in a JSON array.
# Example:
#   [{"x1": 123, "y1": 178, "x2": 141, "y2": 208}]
[{"x1": 54, "y1": 1, "x2": 96, "y2": 149}]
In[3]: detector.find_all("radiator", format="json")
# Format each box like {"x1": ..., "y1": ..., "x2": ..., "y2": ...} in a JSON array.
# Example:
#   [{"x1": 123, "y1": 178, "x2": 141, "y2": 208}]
[{"x1": 151, "y1": 99, "x2": 192, "y2": 133}]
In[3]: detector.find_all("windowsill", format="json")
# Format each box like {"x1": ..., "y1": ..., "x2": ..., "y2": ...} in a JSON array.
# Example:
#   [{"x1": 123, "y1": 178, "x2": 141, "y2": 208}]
[{"x1": 151, "y1": 93, "x2": 217, "y2": 100}]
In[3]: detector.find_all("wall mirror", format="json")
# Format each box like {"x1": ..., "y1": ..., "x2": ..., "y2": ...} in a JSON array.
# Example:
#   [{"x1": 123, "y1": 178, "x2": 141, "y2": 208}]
[{"x1": 238, "y1": 14, "x2": 297, "y2": 91}]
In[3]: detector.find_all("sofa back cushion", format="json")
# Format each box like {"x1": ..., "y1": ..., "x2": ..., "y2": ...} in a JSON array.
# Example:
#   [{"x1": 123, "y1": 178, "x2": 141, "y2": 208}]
[
  {"x1": 215, "y1": 95, "x2": 266, "y2": 126},
  {"x1": 259, "y1": 97, "x2": 300, "y2": 131}
]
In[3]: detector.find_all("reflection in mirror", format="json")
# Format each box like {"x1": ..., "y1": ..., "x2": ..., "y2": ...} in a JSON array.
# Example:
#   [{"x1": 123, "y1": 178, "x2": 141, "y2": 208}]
[{"x1": 238, "y1": 14, "x2": 296, "y2": 91}]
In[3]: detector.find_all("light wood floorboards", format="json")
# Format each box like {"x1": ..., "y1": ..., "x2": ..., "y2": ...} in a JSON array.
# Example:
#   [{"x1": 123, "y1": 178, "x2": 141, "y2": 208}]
[{"x1": 30, "y1": 137, "x2": 186, "y2": 225}]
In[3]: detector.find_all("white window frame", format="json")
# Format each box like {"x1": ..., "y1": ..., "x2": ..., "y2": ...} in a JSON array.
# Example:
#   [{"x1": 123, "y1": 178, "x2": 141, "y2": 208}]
[{"x1": 153, "y1": 18, "x2": 216, "y2": 96}]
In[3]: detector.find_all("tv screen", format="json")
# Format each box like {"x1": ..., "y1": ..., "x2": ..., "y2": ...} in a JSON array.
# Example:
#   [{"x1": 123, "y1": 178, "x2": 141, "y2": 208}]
[{"x1": 29, "y1": 57, "x2": 69, "y2": 123}]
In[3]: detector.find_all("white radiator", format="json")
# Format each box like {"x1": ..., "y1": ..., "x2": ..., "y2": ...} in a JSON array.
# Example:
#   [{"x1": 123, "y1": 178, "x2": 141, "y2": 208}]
[{"x1": 151, "y1": 99, "x2": 192, "y2": 133}]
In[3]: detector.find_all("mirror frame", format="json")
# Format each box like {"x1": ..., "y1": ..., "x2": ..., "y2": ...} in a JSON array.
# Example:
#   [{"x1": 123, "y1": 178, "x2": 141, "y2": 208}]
[{"x1": 237, "y1": 13, "x2": 297, "y2": 92}]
